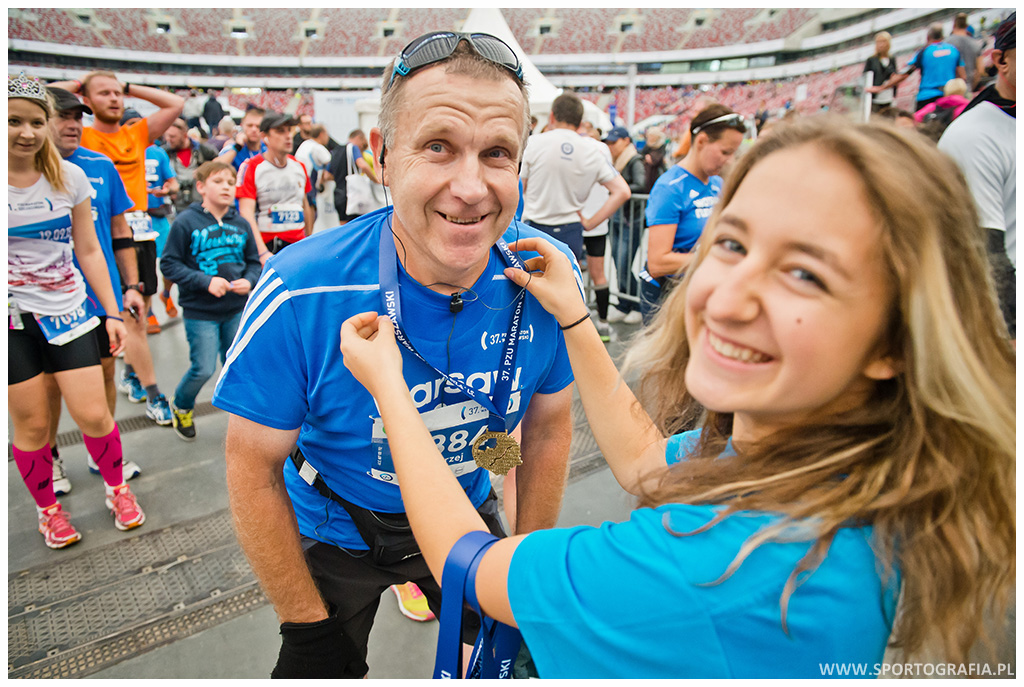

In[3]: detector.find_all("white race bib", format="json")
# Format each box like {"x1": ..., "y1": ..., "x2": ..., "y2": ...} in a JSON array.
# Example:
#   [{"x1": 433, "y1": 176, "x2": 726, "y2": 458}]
[
  {"x1": 269, "y1": 203, "x2": 304, "y2": 230},
  {"x1": 127, "y1": 211, "x2": 158, "y2": 241}
]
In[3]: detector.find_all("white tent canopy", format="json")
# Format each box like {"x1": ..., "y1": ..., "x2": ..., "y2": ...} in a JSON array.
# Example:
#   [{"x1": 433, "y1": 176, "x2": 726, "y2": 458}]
[{"x1": 354, "y1": 8, "x2": 611, "y2": 135}]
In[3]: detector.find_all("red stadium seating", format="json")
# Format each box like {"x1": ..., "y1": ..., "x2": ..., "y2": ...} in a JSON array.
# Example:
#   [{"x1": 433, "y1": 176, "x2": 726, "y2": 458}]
[{"x1": 305, "y1": 9, "x2": 390, "y2": 58}]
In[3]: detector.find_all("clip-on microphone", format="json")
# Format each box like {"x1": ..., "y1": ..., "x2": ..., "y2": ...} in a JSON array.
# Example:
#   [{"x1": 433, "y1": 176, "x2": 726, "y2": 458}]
[{"x1": 449, "y1": 292, "x2": 463, "y2": 314}]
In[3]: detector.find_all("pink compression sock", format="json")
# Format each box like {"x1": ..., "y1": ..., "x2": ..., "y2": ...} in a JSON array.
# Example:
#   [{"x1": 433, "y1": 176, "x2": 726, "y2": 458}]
[
  {"x1": 83, "y1": 425, "x2": 125, "y2": 488},
  {"x1": 13, "y1": 444, "x2": 58, "y2": 509}
]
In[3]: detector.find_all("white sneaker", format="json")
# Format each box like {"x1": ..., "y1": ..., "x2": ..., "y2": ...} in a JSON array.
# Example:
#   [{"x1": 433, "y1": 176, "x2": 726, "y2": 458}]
[
  {"x1": 623, "y1": 310, "x2": 643, "y2": 325},
  {"x1": 87, "y1": 456, "x2": 142, "y2": 480},
  {"x1": 606, "y1": 308, "x2": 628, "y2": 323},
  {"x1": 52, "y1": 456, "x2": 72, "y2": 496},
  {"x1": 595, "y1": 320, "x2": 612, "y2": 343}
]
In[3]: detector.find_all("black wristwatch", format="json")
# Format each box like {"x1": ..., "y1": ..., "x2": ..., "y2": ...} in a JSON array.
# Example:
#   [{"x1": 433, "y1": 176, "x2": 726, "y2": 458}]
[{"x1": 123, "y1": 282, "x2": 144, "y2": 294}]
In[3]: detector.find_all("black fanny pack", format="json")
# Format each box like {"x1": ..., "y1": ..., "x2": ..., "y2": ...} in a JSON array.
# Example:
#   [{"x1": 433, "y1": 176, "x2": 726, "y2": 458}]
[
  {"x1": 290, "y1": 446, "x2": 420, "y2": 566},
  {"x1": 148, "y1": 204, "x2": 173, "y2": 218}
]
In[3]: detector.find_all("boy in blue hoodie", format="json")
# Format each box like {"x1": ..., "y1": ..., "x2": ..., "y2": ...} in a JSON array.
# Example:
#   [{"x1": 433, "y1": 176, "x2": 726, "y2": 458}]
[{"x1": 160, "y1": 161, "x2": 262, "y2": 440}]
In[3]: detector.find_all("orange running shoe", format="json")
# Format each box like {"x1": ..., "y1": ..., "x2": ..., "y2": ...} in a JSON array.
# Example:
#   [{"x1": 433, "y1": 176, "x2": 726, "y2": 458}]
[
  {"x1": 159, "y1": 290, "x2": 178, "y2": 318},
  {"x1": 147, "y1": 313, "x2": 161, "y2": 334},
  {"x1": 389, "y1": 582, "x2": 436, "y2": 622},
  {"x1": 106, "y1": 483, "x2": 146, "y2": 531},
  {"x1": 38, "y1": 503, "x2": 82, "y2": 549}
]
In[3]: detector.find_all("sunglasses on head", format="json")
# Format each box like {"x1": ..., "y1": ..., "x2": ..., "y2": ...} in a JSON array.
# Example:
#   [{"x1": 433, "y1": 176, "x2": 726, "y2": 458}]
[
  {"x1": 692, "y1": 113, "x2": 745, "y2": 137},
  {"x1": 387, "y1": 31, "x2": 524, "y2": 90}
]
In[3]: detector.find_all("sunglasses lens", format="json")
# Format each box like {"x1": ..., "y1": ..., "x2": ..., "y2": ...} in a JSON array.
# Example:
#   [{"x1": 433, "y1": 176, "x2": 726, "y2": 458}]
[
  {"x1": 469, "y1": 34, "x2": 519, "y2": 71},
  {"x1": 403, "y1": 32, "x2": 461, "y2": 70}
]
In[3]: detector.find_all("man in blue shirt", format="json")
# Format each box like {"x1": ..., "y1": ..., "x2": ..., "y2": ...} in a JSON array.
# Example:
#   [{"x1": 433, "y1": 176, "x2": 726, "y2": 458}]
[
  {"x1": 872, "y1": 23, "x2": 967, "y2": 110},
  {"x1": 214, "y1": 106, "x2": 267, "y2": 172},
  {"x1": 214, "y1": 32, "x2": 577, "y2": 678},
  {"x1": 44, "y1": 87, "x2": 147, "y2": 493}
]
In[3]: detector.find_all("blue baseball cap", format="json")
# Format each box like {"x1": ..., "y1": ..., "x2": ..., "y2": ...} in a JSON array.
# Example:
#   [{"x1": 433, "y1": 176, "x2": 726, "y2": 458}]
[{"x1": 602, "y1": 126, "x2": 630, "y2": 143}]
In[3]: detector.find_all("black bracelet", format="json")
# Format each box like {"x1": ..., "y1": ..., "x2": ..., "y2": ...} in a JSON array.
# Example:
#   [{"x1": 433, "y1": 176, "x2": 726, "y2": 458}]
[
  {"x1": 112, "y1": 236, "x2": 135, "y2": 250},
  {"x1": 559, "y1": 313, "x2": 590, "y2": 331}
]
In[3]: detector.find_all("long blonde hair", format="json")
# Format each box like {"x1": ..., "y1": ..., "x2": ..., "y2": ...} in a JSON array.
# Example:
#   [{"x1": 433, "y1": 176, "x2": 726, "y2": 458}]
[
  {"x1": 11, "y1": 94, "x2": 66, "y2": 193},
  {"x1": 626, "y1": 118, "x2": 1015, "y2": 663}
]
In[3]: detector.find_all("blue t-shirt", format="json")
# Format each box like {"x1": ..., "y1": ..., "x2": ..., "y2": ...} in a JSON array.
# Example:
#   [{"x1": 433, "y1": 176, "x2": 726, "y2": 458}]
[
  {"x1": 145, "y1": 145, "x2": 176, "y2": 255},
  {"x1": 909, "y1": 42, "x2": 965, "y2": 101},
  {"x1": 644, "y1": 165, "x2": 723, "y2": 253},
  {"x1": 507, "y1": 429, "x2": 898, "y2": 678},
  {"x1": 220, "y1": 140, "x2": 267, "y2": 171},
  {"x1": 67, "y1": 147, "x2": 134, "y2": 312},
  {"x1": 213, "y1": 209, "x2": 578, "y2": 549}
]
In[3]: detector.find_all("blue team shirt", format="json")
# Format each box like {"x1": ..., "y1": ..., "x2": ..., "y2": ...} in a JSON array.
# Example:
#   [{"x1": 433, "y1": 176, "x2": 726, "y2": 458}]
[
  {"x1": 213, "y1": 208, "x2": 577, "y2": 549},
  {"x1": 66, "y1": 147, "x2": 134, "y2": 312},
  {"x1": 909, "y1": 42, "x2": 965, "y2": 101},
  {"x1": 507, "y1": 429, "x2": 899, "y2": 678},
  {"x1": 220, "y1": 140, "x2": 267, "y2": 171},
  {"x1": 145, "y1": 145, "x2": 176, "y2": 255},
  {"x1": 645, "y1": 165, "x2": 723, "y2": 253}
]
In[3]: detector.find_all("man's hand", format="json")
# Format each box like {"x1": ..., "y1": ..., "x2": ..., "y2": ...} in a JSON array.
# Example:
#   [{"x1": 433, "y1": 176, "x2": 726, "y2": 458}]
[
  {"x1": 235, "y1": 131, "x2": 247, "y2": 147},
  {"x1": 122, "y1": 288, "x2": 145, "y2": 317},
  {"x1": 208, "y1": 276, "x2": 231, "y2": 297},
  {"x1": 339, "y1": 312, "x2": 405, "y2": 398},
  {"x1": 229, "y1": 278, "x2": 252, "y2": 296}
]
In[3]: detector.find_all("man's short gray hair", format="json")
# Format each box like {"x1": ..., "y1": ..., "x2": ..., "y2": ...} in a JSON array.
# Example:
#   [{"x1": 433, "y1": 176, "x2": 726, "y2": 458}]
[{"x1": 377, "y1": 40, "x2": 531, "y2": 159}]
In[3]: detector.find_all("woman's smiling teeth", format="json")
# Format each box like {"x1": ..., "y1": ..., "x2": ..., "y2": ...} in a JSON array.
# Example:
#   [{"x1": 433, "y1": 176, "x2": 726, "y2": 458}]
[
  {"x1": 441, "y1": 213, "x2": 483, "y2": 225},
  {"x1": 708, "y1": 330, "x2": 772, "y2": 363}
]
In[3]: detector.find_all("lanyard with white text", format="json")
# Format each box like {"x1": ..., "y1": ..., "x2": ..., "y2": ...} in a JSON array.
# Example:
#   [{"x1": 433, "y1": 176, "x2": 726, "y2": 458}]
[{"x1": 378, "y1": 221, "x2": 525, "y2": 434}]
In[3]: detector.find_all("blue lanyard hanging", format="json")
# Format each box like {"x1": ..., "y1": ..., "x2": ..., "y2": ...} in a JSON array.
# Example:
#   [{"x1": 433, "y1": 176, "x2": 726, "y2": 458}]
[
  {"x1": 378, "y1": 221, "x2": 526, "y2": 434},
  {"x1": 433, "y1": 531, "x2": 522, "y2": 679}
]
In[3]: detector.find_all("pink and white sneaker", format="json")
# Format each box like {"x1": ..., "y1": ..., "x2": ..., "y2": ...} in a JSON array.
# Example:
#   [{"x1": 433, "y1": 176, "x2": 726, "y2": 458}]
[
  {"x1": 38, "y1": 503, "x2": 82, "y2": 549},
  {"x1": 105, "y1": 483, "x2": 146, "y2": 531}
]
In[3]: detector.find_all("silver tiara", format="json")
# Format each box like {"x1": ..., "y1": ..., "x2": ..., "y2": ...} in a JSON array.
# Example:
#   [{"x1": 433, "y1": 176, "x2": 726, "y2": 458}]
[{"x1": 8, "y1": 71, "x2": 49, "y2": 103}]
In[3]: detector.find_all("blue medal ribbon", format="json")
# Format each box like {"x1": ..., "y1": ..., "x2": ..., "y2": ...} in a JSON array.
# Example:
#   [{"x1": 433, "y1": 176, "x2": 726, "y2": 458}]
[{"x1": 378, "y1": 219, "x2": 526, "y2": 434}]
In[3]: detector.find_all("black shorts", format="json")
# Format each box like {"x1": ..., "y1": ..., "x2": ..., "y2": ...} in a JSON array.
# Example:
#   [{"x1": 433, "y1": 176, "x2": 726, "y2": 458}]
[
  {"x1": 302, "y1": 490, "x2": 506, "y2": 659},
  {"x1": 93, "y1": 316, "x2": 113, "y2": 360},
  {"x1": 9, "y1": 312, "x2": 102, "y2": 385},
  {"x1": 136, "y1": 240, "x2": 158, "y2": 296},
  {"x1": 584, "y1": 234, "x2": 607, "y2": 258}
]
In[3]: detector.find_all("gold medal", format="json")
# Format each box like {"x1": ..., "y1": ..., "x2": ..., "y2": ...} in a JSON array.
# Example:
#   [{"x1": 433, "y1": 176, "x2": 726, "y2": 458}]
[{"x1": 472, "y1": 430, "x2": 522, "y2": 476}]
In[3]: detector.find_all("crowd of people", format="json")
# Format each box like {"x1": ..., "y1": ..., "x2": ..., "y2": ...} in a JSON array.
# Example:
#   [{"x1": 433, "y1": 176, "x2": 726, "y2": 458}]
[{"x1": 7, "y1": 12, "x2": 1015, "y2": 679}]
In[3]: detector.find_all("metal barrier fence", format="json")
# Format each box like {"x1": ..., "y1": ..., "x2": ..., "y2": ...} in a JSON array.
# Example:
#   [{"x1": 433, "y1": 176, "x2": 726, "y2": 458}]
[{"x1": 582, "y1": 193, "x2": 648, "y2": 313}]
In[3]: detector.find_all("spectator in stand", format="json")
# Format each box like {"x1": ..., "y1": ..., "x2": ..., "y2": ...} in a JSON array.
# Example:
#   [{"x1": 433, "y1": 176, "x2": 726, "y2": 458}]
[
  {"x1": 939, "y1": 12, "x2": 1016, "y2": 340},
  {"x1": 863, "y1": 31, "x2": 898, "y2": 113},
  {"x1": 160, "y1": 161, "x2": 262, "y2": 442},
  {"x1": 327, "y1": 129, "x2": 380, "y2": 224},
  {"x1": 215, "y1": 107, "x2": 267, "y2": 173},
  {"x1": 603, "y1": 126, "x2": 647, "y2": 325},
  {"x1": 202, "y1": 90, "x2": 225, "y2": 139},
  {"x1": 209, "y1": 116, "x2": 236, "y2": 153},
  {"x1": 642, "y1": 126, "x2": 669, "y2": 193},
  {"x1": 947, "y1": 13, "x2": 985, "y2": 91},
  {"x1": 295, "y1": 124, "x2": 334, "y2": 222},
  {"x1": 237, "y1": 111, "x2": 312, "y2": 260},
  {"x1": 641, "y1": 105, "x2": 745, "y2": 324},
  {"x1": 872, "y1": 23, "x2": 966, "y2": 111},
  {"x1": 46, "y1": 71, "x2": 183, "y2": 428},
  {"x1": 9, "y1": 73, "x2": 145, "y2": 548},
  {"x1": 44, "y1": 87, "x2": 146, "y2": 496}
]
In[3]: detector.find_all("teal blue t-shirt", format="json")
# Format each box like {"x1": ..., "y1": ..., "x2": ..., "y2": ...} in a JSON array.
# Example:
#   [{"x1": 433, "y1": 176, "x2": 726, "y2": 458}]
[{"x1": 507, "y1": 430, "x2": 897, "y2": 678}]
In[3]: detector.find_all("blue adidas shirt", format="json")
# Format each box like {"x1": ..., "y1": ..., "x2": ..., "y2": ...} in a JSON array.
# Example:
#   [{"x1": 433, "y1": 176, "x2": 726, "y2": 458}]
[
  {"x1": 507, "y1": 429, "x2": 898, "y2": 678},
  {"x1": 66, "y1": 147, "x2": 134, "y2": 312},
  {"x1": 909, "y1": 42, "x2": 965, "y2": 101},
  {"x1": 145, "y1": 145, "x2": 175, "y2": 211},
  {"x1": 213, "y1": 208, "x2": 578, "y2": 549},
  {"x1": 644, "y1": 165, "x2": 723, "y2": 253}
]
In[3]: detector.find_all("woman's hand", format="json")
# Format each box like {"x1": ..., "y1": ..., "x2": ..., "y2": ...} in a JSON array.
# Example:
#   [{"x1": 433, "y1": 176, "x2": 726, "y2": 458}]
[
  {"x1": 504, "y1": 237, "x2": 588, "y2": 326},
  {"x1": 106, "y1": 318, "x2": 127, "y2": 357},
  {"x1": 340, "y1": 312, "x2": 404, "y2": 398}
]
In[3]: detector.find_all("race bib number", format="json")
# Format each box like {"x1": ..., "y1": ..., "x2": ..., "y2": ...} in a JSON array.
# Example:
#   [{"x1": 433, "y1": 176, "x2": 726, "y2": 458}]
[
  {"x1": 270, "y1": 203, "x2": 304, "y2": 228},
  {"x1": 127, "y1": 211, "x2": 158, "y2": 241},
  {"x1": 34, "y1": 300, "x2": 101, "y2": 346},
  {"x1": 369, "y1": 400, "x2": 489, "y2": 484}
]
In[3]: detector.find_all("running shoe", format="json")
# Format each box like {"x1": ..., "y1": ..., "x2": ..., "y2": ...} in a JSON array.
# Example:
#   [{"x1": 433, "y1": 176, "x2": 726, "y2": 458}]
[
  {"x1": 623, "y1": 310, "x2": 643, "y2": 325},
  {"x1": 595, "y1": 319, "x2": 612, "y2": 343},
  {"x1": 146, "y1": 393, "x2": 173, "y2": 426},
  {"x1": 52, "y1": 453, "x2": 72, "y2": 496},
  {"x1": 38, "y1": 503, "x2": 82, "y2": 549},
  {"x1": 105, "y1": 483, "x2": 145, "y2": 531},
  {"x1": 118, "y1": 368, "x2": 146, "y2": 404},
  {"x1": 389, "y1": 582, "x2": 436, "y2": 622},
  {"x1": 159, "y1": 290, "x2": 178, "y2": 318},
  {"x1": 171, "y1": 401, "x2": 197, "y2": 442},
  {"x1": 87, "y1": 455, "x2": 142, "y2": 480},
  {"x1": 146, "y1": 313, "x2": 161, "y2": 335},
  {"x1": 606, "y1": 307, "x2": 629, "y2": 323}
]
